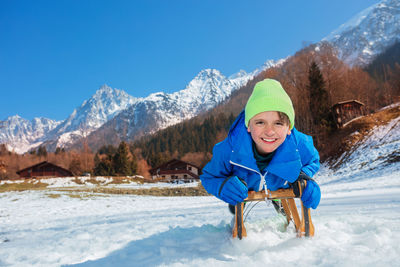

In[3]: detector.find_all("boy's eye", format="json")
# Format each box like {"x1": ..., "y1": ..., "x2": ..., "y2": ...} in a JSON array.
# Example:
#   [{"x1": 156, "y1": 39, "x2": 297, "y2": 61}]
[
  {"x1": 256, "y1": 121, "x2": 264, "y2": 125},
  {"x1": 275, "y1": 121, "x2": 284, "y2": 126}
]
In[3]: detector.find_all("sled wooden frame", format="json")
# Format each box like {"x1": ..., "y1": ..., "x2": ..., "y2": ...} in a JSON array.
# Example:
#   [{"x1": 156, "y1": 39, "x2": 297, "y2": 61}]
[{"x1": 232, "y1": 181, "x2": 314, "y2": 239}]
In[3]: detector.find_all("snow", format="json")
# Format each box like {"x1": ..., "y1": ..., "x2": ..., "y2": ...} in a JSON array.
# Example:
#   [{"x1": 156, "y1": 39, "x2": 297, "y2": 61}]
[
  {"x1": 0, "y1": 177, "x2": 200, "y2": 190},
  {"x1": 1, "y1": 115, "x2": 400, "y2": 266},
  {"x1": 1, "y1": 170, "x2": 399, "y2": 267}
]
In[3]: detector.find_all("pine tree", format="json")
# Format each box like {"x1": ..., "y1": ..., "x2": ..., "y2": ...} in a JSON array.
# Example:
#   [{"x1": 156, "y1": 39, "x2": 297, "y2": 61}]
[
  {"x1": 308, "y1": 61, "x2": 332, "y2": 126},
  {"x1": 55, "y1": 147, "x2": 62, "y2": 155},
  {"x1": 94, "y1": 155, "x2": 114, "y2": 176},
  {"x1": 37, "y1": 146, "x2": 48, "y2": 157},
  {"x1": 112, "y1": 141, "x2": 136, "y2": 176}
]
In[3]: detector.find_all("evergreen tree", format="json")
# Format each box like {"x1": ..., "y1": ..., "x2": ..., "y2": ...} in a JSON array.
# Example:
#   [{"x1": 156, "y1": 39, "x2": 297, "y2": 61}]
[
  {"x1": 112, "y1": 141, "x2": 136, "y2": 176},
  {"x1": 37, "y1": 146, "x2": 48, "y2": 157},
  {"x1": 308, "y1": 61, "x2": 332, "y2": 126},
  {"x1": 55, "y1": 147, "x2": 63, "y2": 155},
  {"x1": 94, "y1": 155, "x2": 114, "y2": 176}
]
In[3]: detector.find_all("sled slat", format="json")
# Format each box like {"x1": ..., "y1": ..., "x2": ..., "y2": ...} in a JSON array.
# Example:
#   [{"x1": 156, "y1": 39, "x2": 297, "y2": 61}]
[
  {"x1": 281, "y1": 199, "x2": 292, "y2": 224},
  {"x1": 232, "y1": 202, "x2": 246, "y2": 239}
]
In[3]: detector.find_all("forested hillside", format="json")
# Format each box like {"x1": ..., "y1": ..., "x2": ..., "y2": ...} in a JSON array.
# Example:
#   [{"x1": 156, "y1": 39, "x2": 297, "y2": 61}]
[{"x1": 131, "y1": 42, "x2": 400, "y2": 170}]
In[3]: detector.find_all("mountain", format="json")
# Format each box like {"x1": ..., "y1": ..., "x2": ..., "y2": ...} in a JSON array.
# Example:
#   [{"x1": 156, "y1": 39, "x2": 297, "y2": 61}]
[
  {"x1": 0, "y1": 116, "x2": 61, "y2": 154},
  {"x1": 41, "y1": 85, "x2": 139, "y2": 151},
  {"x1": 81, "y1": 69, "x2": 254, "y2": 150},
  {"x1": 0, "y1": 85, "x2": 139, "y2": 153},
  {"x1": 323, "y1": 0, "x2": 400, "y2": 66}
]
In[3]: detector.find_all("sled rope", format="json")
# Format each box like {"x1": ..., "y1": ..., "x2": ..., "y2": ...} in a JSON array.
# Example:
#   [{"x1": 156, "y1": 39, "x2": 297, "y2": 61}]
[
  {"x1": 243, "y1": 200, "x2": 262, "y2": 223},
  {"x1": 232, "y1": 180, "x2": 314, "y2": 239}
]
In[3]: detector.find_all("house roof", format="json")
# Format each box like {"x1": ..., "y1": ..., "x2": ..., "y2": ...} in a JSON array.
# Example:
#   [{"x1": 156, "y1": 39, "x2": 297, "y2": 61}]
[
  {"x1": 332, "y1": 100, "x2": 365, "y2": 107},
  {"x1": 16, "y1": 161, "x2": 73, "y2": 175}
]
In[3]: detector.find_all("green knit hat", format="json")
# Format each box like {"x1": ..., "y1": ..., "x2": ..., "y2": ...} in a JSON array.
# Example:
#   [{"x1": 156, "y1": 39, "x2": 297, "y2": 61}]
[{"x1": 245, "y1": 79, "x2": 295, "y2": 129}]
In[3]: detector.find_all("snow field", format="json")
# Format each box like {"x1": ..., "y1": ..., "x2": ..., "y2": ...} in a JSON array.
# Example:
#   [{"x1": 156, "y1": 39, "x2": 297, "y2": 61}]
[{"x1": 1, "y1": 169, "x2": 400, "y2": 267}]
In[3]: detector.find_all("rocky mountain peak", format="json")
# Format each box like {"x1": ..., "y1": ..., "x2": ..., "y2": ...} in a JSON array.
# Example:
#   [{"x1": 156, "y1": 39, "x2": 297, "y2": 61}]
[{"x1": 323, "y1": 0, "x2": 400, "y2": 66}]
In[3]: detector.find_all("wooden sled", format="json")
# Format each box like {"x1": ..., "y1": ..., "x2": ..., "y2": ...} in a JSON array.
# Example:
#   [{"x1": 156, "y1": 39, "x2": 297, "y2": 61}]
[{"x1": 232, "y1": 180, "x2": 314, "y2": 239}]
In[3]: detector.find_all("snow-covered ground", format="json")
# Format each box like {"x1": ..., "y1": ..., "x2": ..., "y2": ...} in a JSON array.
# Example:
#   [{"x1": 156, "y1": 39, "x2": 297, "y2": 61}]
[
  {"x1": 0, "y1": 176, "x2": 200, "y2": 189},
  {"x1": 1, "y1": 114, "x2": 399, "y2": 266}
]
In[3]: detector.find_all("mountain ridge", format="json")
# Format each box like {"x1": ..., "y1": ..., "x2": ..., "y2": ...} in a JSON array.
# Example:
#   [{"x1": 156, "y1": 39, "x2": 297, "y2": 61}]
[{"x1": 323, "y1": 0, "x2": 400, "y2": 66}]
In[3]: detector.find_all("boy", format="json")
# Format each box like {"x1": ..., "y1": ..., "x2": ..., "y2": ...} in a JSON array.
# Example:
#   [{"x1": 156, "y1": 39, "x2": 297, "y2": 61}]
[{"x1": 200, "y1": 79, "x2": 321, "y2": 212}]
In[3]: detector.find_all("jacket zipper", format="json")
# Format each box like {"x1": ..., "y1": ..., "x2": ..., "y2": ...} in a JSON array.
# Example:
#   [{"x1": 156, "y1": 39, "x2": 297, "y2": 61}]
[{"x1": 229, "y1": 160, "x2": 268, "y2": 191}]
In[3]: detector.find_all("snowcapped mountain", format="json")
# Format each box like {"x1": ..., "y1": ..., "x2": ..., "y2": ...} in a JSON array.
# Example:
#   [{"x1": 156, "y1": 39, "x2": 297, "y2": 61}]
[
  {"x1": 0, "y1": 115, "x2": 61, "y2": 154},
  {"x1": 1, "y1": 85, "x2": 139, "y2": 153},
  {"x1": 83, "y1": 69, "x2": 253, "y2": 148},
  {"x1": 323, "y1": 0, "x2": 400, "y2": 66},
  {"x1": 42, "y1": 85, "x2": 140, "y2": 150}
]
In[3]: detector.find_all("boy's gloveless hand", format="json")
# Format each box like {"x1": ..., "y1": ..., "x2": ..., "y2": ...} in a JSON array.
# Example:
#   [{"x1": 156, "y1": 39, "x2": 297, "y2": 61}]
[
  {"x1": 219, "y1": 176, "x2": 248, "y2": 205},
  {"x1": 301, "y1": 179, "x2": 321, "y2": 209}
]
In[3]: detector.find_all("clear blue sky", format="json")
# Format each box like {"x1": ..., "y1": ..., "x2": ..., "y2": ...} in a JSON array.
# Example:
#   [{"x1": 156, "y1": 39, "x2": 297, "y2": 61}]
[{"x1": 0, "y1": 0, "x2": 380, "y2": 121}]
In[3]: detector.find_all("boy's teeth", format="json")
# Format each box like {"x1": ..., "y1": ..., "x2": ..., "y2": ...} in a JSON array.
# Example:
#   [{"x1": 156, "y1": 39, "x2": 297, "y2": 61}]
[{"x1": 263, "y1": 138, "x2": 275, "y2": 142}]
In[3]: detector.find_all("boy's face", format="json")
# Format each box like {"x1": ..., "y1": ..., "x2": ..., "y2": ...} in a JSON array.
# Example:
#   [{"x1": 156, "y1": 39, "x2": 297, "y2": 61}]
[{"x1": 247, "y1": 111, "x2": 291, "y2": 155}]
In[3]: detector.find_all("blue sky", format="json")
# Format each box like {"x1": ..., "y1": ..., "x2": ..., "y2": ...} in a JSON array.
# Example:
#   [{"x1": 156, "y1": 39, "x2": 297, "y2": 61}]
[{"x1": 0, "y1": 0, "x2": 380, "y2": 121}]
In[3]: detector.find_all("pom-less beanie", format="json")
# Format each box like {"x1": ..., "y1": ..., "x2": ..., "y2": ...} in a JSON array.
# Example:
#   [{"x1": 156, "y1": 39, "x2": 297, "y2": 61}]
[{"x1": 245, "y1": 79, "x2": 295, "y2": 129}]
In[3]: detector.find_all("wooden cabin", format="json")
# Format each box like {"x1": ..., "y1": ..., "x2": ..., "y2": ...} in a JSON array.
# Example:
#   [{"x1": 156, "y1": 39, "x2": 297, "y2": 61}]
[
  {"x1": 332, "y1": 100, "x2": 365, "y2": 128},
  {"x1": 16, "y1": 161, "x2": 73, "y2": 178},
  {"x1": 149, "y1": 159, "x2": 200, "y2": 183}
]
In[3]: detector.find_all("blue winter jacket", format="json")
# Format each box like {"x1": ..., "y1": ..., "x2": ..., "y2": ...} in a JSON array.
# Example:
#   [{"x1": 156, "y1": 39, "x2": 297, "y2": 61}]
[{"x1": 200, "y1": 110, "x2": 320, "y2": 200}]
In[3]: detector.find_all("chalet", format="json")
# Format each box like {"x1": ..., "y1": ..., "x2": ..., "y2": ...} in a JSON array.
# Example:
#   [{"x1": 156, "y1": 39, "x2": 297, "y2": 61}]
[
  {"x1": 16, "y1": 161, "x2": 73, "y2": 178},
  {"x1": 149, "y1": 159, "x2": 200, "y2": 183},
  {"x1": 332, "y1": 100, "x2": 365, "y2": 128}
]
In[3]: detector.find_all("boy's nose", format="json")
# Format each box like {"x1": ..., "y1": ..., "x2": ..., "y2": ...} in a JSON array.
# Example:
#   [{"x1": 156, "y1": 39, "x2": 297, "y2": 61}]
[{"x1": 264, "y1": 126, "x2": 275, "y2": 136}]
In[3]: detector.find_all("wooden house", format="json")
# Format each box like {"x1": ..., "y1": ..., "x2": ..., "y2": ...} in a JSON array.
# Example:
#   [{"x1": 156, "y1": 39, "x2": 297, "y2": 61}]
[
  {"x1": 16, "y1": 161, "x2": 73, "y2": 178},
  {"x1": 332, "y1": 100, "x2": 365, "y2": 128},
  {"x1": 149, "y1": 159, "x2": 200, "y2": 183}
]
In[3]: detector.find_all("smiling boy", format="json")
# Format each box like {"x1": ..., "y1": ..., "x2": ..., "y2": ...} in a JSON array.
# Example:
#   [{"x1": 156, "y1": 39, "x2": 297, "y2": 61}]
[{"x1": 200, "y1": 79, "x2": 321, "y2": 212}]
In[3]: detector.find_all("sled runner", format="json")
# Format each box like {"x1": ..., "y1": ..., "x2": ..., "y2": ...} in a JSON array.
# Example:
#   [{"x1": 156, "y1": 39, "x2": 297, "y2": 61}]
[{"x1": 232, "y1": 180, "x2": 314, "y2": 239}]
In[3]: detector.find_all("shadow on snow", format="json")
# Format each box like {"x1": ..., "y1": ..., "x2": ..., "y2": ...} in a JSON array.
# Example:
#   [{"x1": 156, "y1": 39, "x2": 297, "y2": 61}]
[{"x1": 68, "y1": 223, "x2": 235, "y2": 266}]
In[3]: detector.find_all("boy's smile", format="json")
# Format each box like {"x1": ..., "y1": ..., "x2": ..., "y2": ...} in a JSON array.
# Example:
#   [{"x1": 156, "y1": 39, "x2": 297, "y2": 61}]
[{"x1": 247, "y1": 111, "x2": 291, "y2": 155}]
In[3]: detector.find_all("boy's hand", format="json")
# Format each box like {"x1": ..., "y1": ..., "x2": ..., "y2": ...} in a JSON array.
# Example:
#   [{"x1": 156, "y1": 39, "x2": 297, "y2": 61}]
[
  {"x1": 301, "y1": 179, "x2": 321, "y2": 209},
  {"x1": 218, "y1": 176, "x2": 248, "y2": 205}
]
